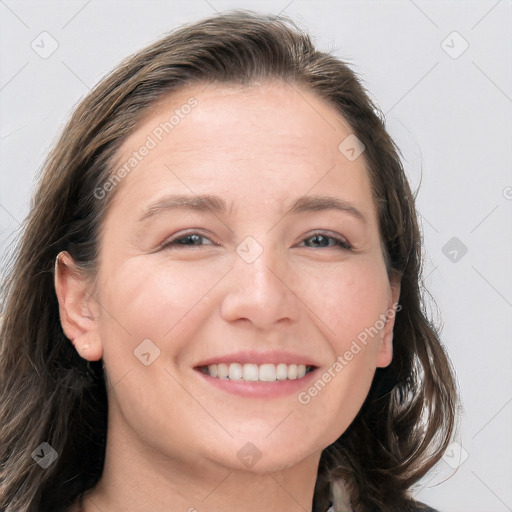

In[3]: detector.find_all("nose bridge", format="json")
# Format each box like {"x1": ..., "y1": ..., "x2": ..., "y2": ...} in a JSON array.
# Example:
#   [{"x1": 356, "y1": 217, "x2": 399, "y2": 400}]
[
  {"x1": 241, "y1": 243, "x2": 282, "y2": 294},
  {"x1": 219, "y1": 235, "x2": 297, "y2": 329}
]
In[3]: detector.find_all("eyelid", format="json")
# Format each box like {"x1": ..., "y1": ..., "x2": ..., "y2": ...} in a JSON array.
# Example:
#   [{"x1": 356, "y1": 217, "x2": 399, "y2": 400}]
[
  {"x1": 159, "y1": 229, "x2": 218, "y2": 249},
  {"x1": 159, "y1": 229, "x2": 352, "y2": 251},
  {"x1": 298, "y1": 230, "x2": 352, "y2": 250}
]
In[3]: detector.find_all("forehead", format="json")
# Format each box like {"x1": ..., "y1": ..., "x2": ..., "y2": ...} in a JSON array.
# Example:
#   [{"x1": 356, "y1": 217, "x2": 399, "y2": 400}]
[{"x1": 108, "y1": 80, "x2": 375, "y2": 220}]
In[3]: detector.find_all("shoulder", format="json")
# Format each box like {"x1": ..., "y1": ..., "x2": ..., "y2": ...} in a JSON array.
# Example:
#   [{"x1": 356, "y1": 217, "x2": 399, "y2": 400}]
[
  {"x1": 327, "y1": 500, "x2": 440, "y2": 512},
  {"x1": 411, "y1": 501, "x2": 440, "y2": 512}
]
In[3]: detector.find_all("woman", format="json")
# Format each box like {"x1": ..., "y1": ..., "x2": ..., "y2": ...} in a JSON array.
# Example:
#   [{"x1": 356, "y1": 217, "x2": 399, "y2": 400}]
[{"x1": 0, "y1": 10, "x2": 457, "y2": 512}]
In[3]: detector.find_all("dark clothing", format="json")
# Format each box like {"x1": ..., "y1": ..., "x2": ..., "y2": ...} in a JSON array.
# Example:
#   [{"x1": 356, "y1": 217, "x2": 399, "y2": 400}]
[
  {"x1": 413, "y1": 504, "x2": 440, "y2": 512},
  {"x1": 326, "y1": 500, "x2": 440, "y2": 511}
]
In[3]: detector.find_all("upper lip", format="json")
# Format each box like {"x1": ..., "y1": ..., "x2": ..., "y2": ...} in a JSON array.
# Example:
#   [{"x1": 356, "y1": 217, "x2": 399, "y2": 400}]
[{"x1": 194, "y1": 350, "x2": 320, "y2": 368}]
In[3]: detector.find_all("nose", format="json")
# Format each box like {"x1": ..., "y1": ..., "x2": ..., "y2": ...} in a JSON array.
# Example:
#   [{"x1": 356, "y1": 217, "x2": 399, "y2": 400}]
[{"x1": 219, "y1": 243, "x2": 300, "y2": 331}]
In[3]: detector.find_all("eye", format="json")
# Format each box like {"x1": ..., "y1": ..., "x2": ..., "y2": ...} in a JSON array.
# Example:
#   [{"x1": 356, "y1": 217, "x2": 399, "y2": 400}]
[
  {"x1": 299, "y1": 232, "x2": 351, "y2": 250},
  {"x1": 160, "y1": 232, "x2": 216, "y2": 249},
  {"x1": 159, "y1": 230, "x2": 351, "y2": 251}
]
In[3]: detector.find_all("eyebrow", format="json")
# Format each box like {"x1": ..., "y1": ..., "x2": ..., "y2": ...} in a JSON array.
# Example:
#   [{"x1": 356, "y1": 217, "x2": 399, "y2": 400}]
[{"x1": 138, "y1": 193, "x2": 366, "y2": 223}]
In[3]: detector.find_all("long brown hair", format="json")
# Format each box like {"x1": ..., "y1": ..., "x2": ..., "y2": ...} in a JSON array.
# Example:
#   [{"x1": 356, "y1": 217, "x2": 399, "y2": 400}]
[{"x1": 0, "y1": 10, "x2": 457, "y2": 512}]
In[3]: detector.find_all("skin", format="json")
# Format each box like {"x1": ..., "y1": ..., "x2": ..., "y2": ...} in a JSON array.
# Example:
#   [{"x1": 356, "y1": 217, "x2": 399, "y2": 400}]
[{"x1": 55, "y1": 80, "x2": 400, "y2": 512}]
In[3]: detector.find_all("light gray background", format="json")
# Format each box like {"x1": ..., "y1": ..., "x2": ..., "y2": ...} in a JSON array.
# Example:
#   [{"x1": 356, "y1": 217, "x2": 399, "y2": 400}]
[{"x1": 1, "y1": 1, "x2": 511, "y2": 511}]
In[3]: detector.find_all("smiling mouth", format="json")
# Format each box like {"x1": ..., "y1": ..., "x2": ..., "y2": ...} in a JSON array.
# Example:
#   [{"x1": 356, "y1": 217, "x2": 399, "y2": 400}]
[{"x1": 197, "y1": 362, "x2": 316, "y2": 382}]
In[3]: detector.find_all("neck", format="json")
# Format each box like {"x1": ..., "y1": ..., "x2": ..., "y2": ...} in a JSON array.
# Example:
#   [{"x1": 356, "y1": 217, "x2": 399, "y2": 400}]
[{"x1": 80, "y1": 411, "x2": 323, "y2": 512}]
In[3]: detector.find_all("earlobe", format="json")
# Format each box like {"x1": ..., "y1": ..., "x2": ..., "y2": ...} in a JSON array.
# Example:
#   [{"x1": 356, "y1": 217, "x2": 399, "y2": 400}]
[
  {"x1": 376, "y1": 279, "x2": 401, "y2": 368},
  {"x1": 54, "y1": 251, "x2": 103, "y2": 361},
  {"x1": 376, "y1": 317, "x2": 394, "y2": 368}
]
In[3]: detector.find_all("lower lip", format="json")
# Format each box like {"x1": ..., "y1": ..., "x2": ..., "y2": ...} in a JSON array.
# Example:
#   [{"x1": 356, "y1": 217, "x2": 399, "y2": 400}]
[{"x1": 195, "y1": 368, "x2": 319, "y2": 398}]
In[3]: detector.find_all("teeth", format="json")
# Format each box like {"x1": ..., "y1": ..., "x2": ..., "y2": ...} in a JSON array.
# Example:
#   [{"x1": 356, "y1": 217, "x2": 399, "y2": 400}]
[
  {"x1": 205, "y1": 363, "x2": 310, "y2": 381},
  {"x1": 276, "y1": 363, "x2": 288, "y2": 380},
  {"x1": 217, "y1": 363, "x2": 229, "y2": 379},
  {"x1": 243, "y1": 363, "x2": 259, "y2": 382},
  {"x1": 259, "y1": 363, "x2": 276, "y2": 382},
  {"x1": 228, "y1": 363, "x2": 243, "y2": 381}
]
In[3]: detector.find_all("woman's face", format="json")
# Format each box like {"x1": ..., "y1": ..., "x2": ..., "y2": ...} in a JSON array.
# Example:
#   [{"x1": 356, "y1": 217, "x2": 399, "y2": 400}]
[{"x1": 87, "y1": 81, "x2": 399, "y2": 473}]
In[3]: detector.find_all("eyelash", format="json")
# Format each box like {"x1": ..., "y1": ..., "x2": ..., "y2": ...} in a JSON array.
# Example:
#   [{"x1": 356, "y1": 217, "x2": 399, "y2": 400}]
[{"x1": 160, "y1": 231, "x2": 352, "y2": 251}]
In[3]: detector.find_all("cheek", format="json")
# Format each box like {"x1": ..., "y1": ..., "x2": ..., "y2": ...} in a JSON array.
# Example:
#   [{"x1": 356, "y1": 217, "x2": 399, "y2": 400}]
[
  {"x1": 293, "y1": 259, "x2": 390, "y2": 431},
  {"x1": 93, "y1": 248, "x2": 391, "y2": 458},
  {"x1": 96, "y1": 257, "x2": 225, "y2": 370},
  {"x1": 296, "y1": 258, "x2": 390, "y2": 349},
  {"x1": 97, "y1": 252, "x2": 389, "y2": 364}
]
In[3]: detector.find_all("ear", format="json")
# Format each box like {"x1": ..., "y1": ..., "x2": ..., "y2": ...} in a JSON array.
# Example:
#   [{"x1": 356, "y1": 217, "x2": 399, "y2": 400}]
[
  {"x1": 376, "y1": 275, "x2": 401, "y2": 368},
  {"x1": 54, "y1": 251, "x2": 103, "y2": 361}
]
